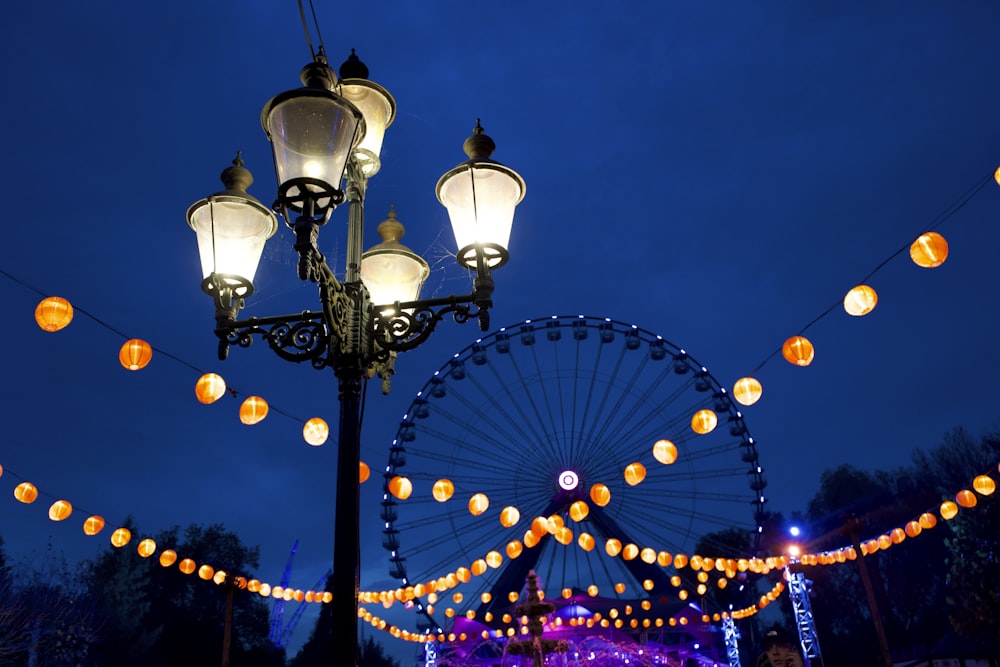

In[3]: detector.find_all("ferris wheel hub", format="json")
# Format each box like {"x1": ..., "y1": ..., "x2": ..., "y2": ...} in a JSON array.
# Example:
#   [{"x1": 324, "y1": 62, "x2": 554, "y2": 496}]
[{"x1": 558, "y1": 470, "x2": 579, "y2": 491}]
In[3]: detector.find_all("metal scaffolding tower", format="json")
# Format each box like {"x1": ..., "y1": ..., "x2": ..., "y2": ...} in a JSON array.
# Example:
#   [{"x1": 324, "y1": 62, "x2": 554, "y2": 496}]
[
  {"x1": 787, "y1": 569, "x2": 824, "y2": 666},
  {"x1": 723, "y1": 615, "x2": 742, "y2": 667}
]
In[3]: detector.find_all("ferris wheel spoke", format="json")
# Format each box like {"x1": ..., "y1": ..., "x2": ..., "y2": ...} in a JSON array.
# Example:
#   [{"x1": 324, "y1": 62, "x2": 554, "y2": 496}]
[
  {"x1": 500, "y1": 343, "x2": 568, "y2": 467},
  {"x1": 527, "y1": 343, "x2": 566, "y2": 461},
  {"x1": 424, "y1": 375, "x2": 547, "y2": 468},
  {"x1": 588, "y1": 368, "x2": 684, "y2": 456},
  {"x1": 582, "y1": 347, "x2": 658, "y2": 452},
  {"x1": 578, "y1": 341, "x2": 629, "y2": 456}
]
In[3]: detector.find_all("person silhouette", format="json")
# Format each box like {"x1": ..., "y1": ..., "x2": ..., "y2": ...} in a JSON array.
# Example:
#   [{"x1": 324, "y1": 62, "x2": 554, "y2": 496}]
[{"x1": 756, "y1": 625, "x2": 805, "y2": 667}]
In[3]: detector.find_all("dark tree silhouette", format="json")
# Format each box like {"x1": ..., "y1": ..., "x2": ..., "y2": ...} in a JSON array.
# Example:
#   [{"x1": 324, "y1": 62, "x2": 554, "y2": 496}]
[
  {"x1": 290, "y1": 579, "x2": 400, "y2": 667},
  {"x1": 88, "y1": 520, "x2": 284, "y2": 667}
]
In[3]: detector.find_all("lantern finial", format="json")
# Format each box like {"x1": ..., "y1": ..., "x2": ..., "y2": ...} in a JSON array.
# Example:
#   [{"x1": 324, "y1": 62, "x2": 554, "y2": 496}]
[
  {"x1": 339, "y1": 48, "x2": 369, "y2": 80},
  {"x1": 299, "y1": 52, "x2": 337, "y2": 90},
  {"x1": 375, "y1": 205, "x2": 405, "y2": 245},
  {"x1": 463, "y1": 119, "x2": 496, "y2": 160},
  {"x1": 219, "y1": 151, "x2": 254, "y2": 194}
]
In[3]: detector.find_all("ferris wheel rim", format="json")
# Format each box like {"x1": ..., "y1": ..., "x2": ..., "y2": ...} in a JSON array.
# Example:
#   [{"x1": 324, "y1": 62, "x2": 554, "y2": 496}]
[{"x1": 380, "y1": 314, "x2": 767, "y2": 635}]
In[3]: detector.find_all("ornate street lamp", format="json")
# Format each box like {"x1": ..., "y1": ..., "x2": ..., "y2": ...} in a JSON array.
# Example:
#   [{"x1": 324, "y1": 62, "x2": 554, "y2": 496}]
[{"x1": 186, "y1": 47, "x2": 523, "y2": 667}]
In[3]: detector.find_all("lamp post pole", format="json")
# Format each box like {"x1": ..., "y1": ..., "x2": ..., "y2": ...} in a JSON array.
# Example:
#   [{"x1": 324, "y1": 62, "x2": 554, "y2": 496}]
[
  {"x1": 333, "y1": 367, "x2": 364, "y2": 662},
  {"x1": 186, "y1": 48, "x2": 524, "y2": 667}
]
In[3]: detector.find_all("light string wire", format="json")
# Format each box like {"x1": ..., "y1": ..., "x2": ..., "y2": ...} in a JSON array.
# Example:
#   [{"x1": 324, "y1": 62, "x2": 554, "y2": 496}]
[
  {"x1": 297, "y1": 0, "x2": 326, "y2": 61},
  {"x1": 0, "y1": 267, "x2": 308, "y2": 427},
  {"x1": 0, "y1": 456, "x2": 994, "y2": 642},
  {"x1": 748, "y1": 171, "x2": 994, "y2": 375}
]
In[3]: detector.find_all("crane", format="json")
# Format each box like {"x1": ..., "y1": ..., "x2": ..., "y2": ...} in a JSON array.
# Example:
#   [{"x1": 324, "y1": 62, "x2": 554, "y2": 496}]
[{"x1": 268, "y1": 540, "x2": 332, "y2": 648}]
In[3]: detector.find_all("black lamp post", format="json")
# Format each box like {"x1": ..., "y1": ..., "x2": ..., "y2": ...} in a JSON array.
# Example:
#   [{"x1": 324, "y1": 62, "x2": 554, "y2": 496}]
[{"x1": 186, "y1": 49, "x2": 524, "y2": 666}]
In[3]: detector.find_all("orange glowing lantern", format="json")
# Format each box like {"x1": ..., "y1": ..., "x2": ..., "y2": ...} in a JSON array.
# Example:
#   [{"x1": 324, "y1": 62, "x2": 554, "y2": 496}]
[
  {"x1": 844, "y1": 285, "x2": 878, "y2": 317},
  {"x1": 910, "y1": 232, "x2": 948, "y2": 268},
  {"x1": 468, "y1": 493, "x2": 490, "y2": 516},
  {"x1": 14, "y1": 482, "x2": 38, "y2": 504},
  {"x1": 918, "y1": 512, "x2": 937, "y2": 529},
  {"x1": 485, "y1": 551, "x2": 502, "y2": 568},
  {"x1": 587, "y1": 585, "x2": 599, "y2": 597},
  {"x1": 35, "y1": 297, "x2": 74, "y2": 332},
  {"x1": 940, "y1": 500, "x2": 959, "y2": 520},
  {"x1": 432, "y1": 479, "x2": 455, "y2": 502},
  {"x1": 198, "y1": 565, "x2": 214, "y2": 580},
  {"x1": 956, "y1": 489, "x2": 977, "y2": 508},
  {"x1": 653, "y1": 439, "x2": 678, "y2": 464},
  {"x1": 118, "y1": 339, "x2": 152, "y2": 371},
  {"x1": 782, "y1": 336, "x2": 814, "y2": 367},
  {"x1": 239, "y1": 396, "x2": 269, "y2": 425},
  {"x1": 732, "y1": 377, "x2": 763, "y2": 406},
  {"x1": 530, "y1": 516, "x2": 549, "y2": 537},
  {"x1": 359, "y1": 461, "x2": 370, "y2": 484},
  {"x1": 562, "y1": 588, "x2": 573, "y2": 599},
  {"x1": 674, "y1": 553, "x2": 689, "y2": 569},
  {"x1": 499, "y1": 506, "x2": 520, "y2": 528},
  {"x1": 569, "y1": 500, "x2": 589, "y2": 522},
  {"x1": 506, "y1": 540, "x2": 523, "y2": 559},
  {"x1": 111, "y1": 528, "x2": 132, "y2": 548},
  {"x1": 555, "y1": 526, "x2": 573, "y2": 545},
  {"x1": 388, "y1": 476, "x2": 413, "y2": 500},
  {"x1": 137, "y1": 539, "x2": 157, "y2": 558},
  {"x1": 160, "y1": 550, "x2": 178, "y2": 567},
  {"x1": 578, "y1": 532, "x2": 596, "y2": 551},
  {"x1": 83, "y1": 515, "x2": 105, "y2": 535},
  {"x1": 303, "y1": 417, "x2": 329, "y2": 446},
  {"x1": 179, "y1": 558, "x2": 196, "y2": 575},
  {"x1": 973, "y1": 475, "x2": 996, "y2": 496},
  {"x1": 471, "y1": 559, "x2": 487, "y2": 576},
  {"x1": 48, "y1": 500, "x2": 72, "y2": 521},
  {"x1": 195, "y1": 373, "x2": 227, "y2": 404},
  {"x1": 523, "y1": 530, "x2": 540, "y2": 548},
  {"x1": 624, "y1": 462, "x2": 646, "y2": 486},
  {"x1": 622, "y1": 543, "x2": 639, "y2": 560},
  {"x1": 606, "y1": 538, "x2": 623, "y2": 557},
  {"x1": 590, "y1": 483, "x2": 611, "y2": 506},
  {"x1": 904, "y1": 520, "x2": 922, "y2": 538},
  {"x1": 691, "y1": 409, "x2": 717, "y2": 434}
]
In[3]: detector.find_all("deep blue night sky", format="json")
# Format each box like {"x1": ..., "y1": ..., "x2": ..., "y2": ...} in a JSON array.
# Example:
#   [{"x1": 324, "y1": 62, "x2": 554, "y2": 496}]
[{"x1": 2, "y1": 2, "x2": 1000, "y2": 659}]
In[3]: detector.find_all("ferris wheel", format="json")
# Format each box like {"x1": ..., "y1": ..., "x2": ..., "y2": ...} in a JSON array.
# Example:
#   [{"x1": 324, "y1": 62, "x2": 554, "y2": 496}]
[{"x1": 380, "y1": 315, "x2": 767, "y2": 636}]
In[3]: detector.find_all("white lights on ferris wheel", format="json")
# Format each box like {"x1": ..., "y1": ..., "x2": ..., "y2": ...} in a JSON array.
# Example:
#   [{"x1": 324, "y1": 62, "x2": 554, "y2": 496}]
[{"x1": 559, "y1": 470, "x2": 579, "y2": 491}]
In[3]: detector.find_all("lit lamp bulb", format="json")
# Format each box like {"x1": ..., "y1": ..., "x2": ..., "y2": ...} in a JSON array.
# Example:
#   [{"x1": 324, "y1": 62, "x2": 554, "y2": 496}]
[
  {"x1": 339, "y1": 50, "x2": 395, "y2": 178},
  {"x1": 361, "y1": 207, "x2": 430, "y2": 315},
  {"x1": 260, "y1": 59, "x2": 365, "y2": 214},
  {"x1": 187, "y1": 154, "x2": 278, "y2": 298},
  {"x1": 436, "y1": 120, "x2": 525, "y2": 270}
]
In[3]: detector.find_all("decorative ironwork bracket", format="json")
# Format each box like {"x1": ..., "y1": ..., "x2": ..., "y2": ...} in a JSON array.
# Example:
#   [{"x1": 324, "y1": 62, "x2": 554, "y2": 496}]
[{"x1": 207, "y1": 256, "x2": 494, "y2": 380}]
